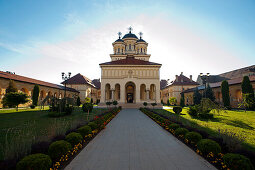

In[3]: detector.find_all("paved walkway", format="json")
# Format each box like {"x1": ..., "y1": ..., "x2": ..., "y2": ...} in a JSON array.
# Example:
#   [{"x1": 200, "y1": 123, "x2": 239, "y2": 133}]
[{"x1": 65, "y1": 109, "x2": 216, "y2": 170}]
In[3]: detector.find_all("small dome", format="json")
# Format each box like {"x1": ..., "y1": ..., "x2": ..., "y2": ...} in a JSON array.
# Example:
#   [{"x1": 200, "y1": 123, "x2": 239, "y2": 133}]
[
  {"x1": 122, "y1": 32, "x2": 138, "y2": 39},
  {"x1": 115, "y1": 38, "x2": 124, "y2": 42},
  {"x1": 137, "y1": 38, "x2": 146, "y2": 43}
]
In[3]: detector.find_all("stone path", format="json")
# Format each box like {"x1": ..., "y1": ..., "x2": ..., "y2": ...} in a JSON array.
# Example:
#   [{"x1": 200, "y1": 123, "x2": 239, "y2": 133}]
[{"x1": 65, "y1": 109, "x2": 216, "y2": 170}]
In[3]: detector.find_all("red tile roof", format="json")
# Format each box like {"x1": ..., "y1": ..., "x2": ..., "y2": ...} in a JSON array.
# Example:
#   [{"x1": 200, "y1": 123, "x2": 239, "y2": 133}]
[
  {"x1": 99, "y1": 57, "x2": 161, "y2": 66},
  {"x1": 61, "y1": 73, "x2": 96, "y2": 88},
  {"x1": 162, "y1": 74, "x2": 199, "y2": 89},
  {"x1": 0, "y1": 71, "x2": 79, "y2": 92}
]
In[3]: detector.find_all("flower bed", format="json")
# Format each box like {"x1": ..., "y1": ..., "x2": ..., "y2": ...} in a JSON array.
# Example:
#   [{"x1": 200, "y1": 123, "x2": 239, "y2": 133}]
[
  {"x1": 140, "y1": 108, "x2": 254, "y2": 170},
  {"x1": 16, "y1": 107, "x2": 121, "y2": 170}
]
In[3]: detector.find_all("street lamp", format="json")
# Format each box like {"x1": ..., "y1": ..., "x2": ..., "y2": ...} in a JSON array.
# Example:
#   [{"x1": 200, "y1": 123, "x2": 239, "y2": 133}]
[
  {"x1": 200, "y1": 73, "x2": 210, "y2": 98},
  {"x1": 62, "y1": 72, "x2": 71, "y2": 98}
]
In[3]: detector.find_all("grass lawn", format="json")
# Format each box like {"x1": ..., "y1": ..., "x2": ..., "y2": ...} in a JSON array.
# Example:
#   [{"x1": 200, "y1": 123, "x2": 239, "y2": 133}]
[
  {"x1": 154, "y1": 108, "x2": 255, "y2": 152},
  {"x1": 0, "y1": 107, "x2": 107, "y2": 161}
]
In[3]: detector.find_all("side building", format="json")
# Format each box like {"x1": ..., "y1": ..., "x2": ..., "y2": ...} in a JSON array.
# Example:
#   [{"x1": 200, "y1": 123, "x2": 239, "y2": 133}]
[
  {"x1": 161, "y1": 72, "x2": 199, "y2": 104},
  {"x1": 62, "y1": 73, "x2": 101, "y2": 103},
  {"x1": 0, "y1": 71, "x2": 79, "y2": 108}
]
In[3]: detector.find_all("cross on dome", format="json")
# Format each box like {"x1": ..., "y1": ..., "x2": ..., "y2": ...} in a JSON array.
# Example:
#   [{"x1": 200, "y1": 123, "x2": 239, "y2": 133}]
[
  {"x1": 139, "y1": 32, "x2": 143, "y2": 39},
  {"x1": 128, "y1": 26, "x2": 133, "y2": 33},
  {"x1": 118, "y1": 32, "x2": 122, "y2": 39}
]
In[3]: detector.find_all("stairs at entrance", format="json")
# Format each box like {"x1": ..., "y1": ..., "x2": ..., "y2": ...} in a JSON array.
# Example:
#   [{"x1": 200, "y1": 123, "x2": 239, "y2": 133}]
[{"x1": 98, "y1": 103, "x2": 163, "y2": 109}]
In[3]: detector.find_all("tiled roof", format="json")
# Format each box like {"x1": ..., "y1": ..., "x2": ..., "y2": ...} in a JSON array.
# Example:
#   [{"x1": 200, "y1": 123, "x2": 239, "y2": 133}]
[
  {"x1": 62, "y1": 73, "x2": 96, "y2": 88},
  {"x1": 182, "y1": 75, "x2": 255, "y2": 93},
  {"x1": 196, "y1": 75, "x2": 230, "y2": 85},
  {"x1": 219, "y1": 65, "x2": 255, "y2": 79},
  {"x1": 92, "y1": 79, "x2": 101, "y2": 89},
  {"x1": 0, "y1": 71, "x2": 79, "y2": 92},
  {"x1": 162, "y1": 74, "x2": 199, "y2": 89},
  {"x1": 99, "y1": 57, "x2": 161, "y2": 66},
  {"x1": 160, "y1": 79, "x2": 168, "y2": 90}
]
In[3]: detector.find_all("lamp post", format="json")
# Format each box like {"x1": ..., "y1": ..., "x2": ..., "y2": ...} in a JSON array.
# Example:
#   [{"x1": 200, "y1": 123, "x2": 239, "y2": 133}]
[
  {"x1": 62, "y1": 72, "x2": 71, "y2": 98},
  {"x1": 200, "y1": 73, "x2": 210, "y2": 98}
]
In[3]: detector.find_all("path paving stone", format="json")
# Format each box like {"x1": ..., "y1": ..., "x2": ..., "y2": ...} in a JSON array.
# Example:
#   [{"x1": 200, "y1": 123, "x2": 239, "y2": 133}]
[{"x1": 65, "y1": 109, "x2": 216, "y2": 170}]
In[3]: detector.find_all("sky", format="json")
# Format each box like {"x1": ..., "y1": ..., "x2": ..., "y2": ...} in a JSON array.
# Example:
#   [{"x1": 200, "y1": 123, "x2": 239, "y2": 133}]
[{"x1": 0, "y1": 0, "x2": 254, "y2": 84}]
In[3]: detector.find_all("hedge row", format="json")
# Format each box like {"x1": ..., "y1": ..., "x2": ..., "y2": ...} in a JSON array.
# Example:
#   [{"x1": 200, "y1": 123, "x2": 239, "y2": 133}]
[
  {"x1": 16, "y1": 107, "x2": 121, "y2": 170},
  {"x1": 140, "y1": 108, "x2": 254, "y2": 170}
]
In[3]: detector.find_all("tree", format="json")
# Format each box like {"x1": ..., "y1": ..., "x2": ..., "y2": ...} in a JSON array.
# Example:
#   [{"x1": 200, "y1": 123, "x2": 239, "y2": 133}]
[
  {"x1": 193, "y1": 88, "x2": 202, "y2": 105},
  {"x1": 112, "y1": 100, "x2": 118, "y2": 107},
  {"x1": 2, "y1": 92, "x2": 29, "y2": 110},
  {"x1": 32, "y1": 85, "x2": 39, "y2": 106},
  {"x1": 85, "y1": 97, "x2": 91, "y2": 103},
  {"x1": 241, "y1": 76, "x2": 255, "y2": 110},
  {"x1": 76, "y1": 96, "x2": 81, "y2": 106},
  {"x1": 239, "y1": 93, "x2": 255, "y2": 112},
  {"x1": 82, "y1": 103, "x2": 93, "y2": 120},
  {"x1": 169, "y1": 97, "x2": 177, "y2": 105},
  {"x1": 180, "y1": 93, "x2": 185, "y2": 107},
  {"x1": 6, "y1": 80, "x2": 18, "y2": 94},
  {"x1": 106, "y1": 101, "x2": 112, "y2": 109},
  {"x1": 151, "y1": 102, "x2": 157, "y2": 109},
  {"x1": 143, "y1": 102, "x2": 148, "y2": 108},
  {"x1": 204, "y1": 84, "x2": 215, "y2": 102},
  {"x1": 221, "y1": 80, "x2": 230, "y2": 108}
]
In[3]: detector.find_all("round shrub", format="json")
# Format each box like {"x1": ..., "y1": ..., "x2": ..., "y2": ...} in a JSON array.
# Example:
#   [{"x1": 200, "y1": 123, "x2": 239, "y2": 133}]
[
  {"x1": 30, "y1": 105, "x2": 36, "y2": 109},
  {"x1": 175, "y1": 128, "x2": 189, "y2": 137},
  {"x1": 173, "y1": 106, "x2": 182, "y2": 114},
  {"x1": 197, "y1": 139, "x2": 221, "y2": 155},
  {"x1": 48, "y1": 140, "x2": 72, "y2": 160},
  {"x1": 65, "y1": 132, "x2": 83, "y2": 146},
  {"x1": 16, "y1": 153, "x2": 52, "y2": 170},
  {"x1": 77, "y1": 125, "x2": 92, "y2": 137},
  {"x1": 168, "y1": 123, "x2": 180, "y2": 130},
  {"x1": 187, "y1": 106, "x2": 198, "y2": 117},
  {"x1": 82, "y1": 103, "x2": 93, "y2": 112},
  {"x1": 88, "y1": 122, "x2": 97, "y2": 130},
  {"x1": 223, "y1": 153, "x2": 254, "y2": 170},
  {"x1": 185, "y1": 132, "x2": 202, "y2": 144}
]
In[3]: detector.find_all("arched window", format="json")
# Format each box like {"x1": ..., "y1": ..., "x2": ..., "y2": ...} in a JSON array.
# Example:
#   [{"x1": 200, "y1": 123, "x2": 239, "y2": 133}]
[
  {"x1": 118, "y1": 48, "x2": 120, "y2": 53},
  {"x1": 129, "y1": 44, "x2": 131, "y2": 50},
  {"x1": 141, "y1": 48, "x2": 142, "y2": 53}
]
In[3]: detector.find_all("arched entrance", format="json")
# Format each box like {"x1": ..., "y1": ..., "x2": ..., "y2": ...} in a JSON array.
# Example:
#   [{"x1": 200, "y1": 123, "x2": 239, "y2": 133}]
[{"x1": 125, "y1": 82, "x2": 135, "y2": 103}]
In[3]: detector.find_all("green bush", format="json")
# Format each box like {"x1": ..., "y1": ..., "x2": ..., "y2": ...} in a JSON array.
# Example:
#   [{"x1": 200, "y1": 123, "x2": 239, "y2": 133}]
[
  {"x1": 185, "y1": 132, "x2": 202, "y2": 144},
  {"x1": 198, "y1": 113, "x2": 214, "y2": 119},
  {"x1": 173, "y1": 106, "x2": 182, "y2": 114},
  {"x1": 65, "y1": 105, "x2": 73, "y2": 115},
  {"x1": 16, "y1": 153, "x2": 52, "y2": 170},
  {"x1": 175, "y1": 128, "x2": 189, "y2": 137},
  {"x1": 88, "y1": 122, "x2": 97, "y2": 130},
  {"x1": 168, "y1": 123, "x2": 180, "y2": 130},
  {"x1": 48, "y1": 140, "x2": 72, "y2": 160},
  {"x1": 65, "y1": 132, "x2": 83, "y2": 146},
  {"x1": 223, "y1": 153, "x2": 254, "y2": 170},
  {"x1": 197, "y1": 139, "x2": 221, "y2": 155},
  {"x1": 187, "y1": 105, "x2": 198, "y2": 117},
  {"x1": 77, "y1": 125, "x2": 92, "y2": 137},
  {"x1": 30, "y1": 105, "x2": 36, "y2": 109}
]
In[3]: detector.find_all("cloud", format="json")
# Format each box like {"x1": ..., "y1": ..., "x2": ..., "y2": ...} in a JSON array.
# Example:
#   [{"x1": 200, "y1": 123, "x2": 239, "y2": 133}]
[{"x1": 13, "y1": 14, "x2": 246, "y2": 84}]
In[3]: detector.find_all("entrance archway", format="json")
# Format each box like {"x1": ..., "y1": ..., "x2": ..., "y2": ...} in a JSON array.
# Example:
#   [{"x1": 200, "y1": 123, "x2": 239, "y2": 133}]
[{"x1": 125, "y1": 82, "x2": 135, "y2": 103}]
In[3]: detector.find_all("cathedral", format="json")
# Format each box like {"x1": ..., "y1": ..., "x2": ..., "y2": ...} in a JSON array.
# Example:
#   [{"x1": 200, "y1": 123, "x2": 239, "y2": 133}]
[{"x1": 99, "y1": 27, "x2": 162, "y2": 106}]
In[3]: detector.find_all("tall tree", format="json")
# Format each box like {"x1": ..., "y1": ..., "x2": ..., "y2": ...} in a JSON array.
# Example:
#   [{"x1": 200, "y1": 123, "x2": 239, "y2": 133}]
[
  {"x1": 2, "y1": 92, "x2": 29, "y2": 110},
  {"x1": 32, "y1": 85, "x2": 40, "y2": 106},
  {"x1": 204, "y1": 84, "x2": 215, "y2": 102},
  {"x1": 221, "y1": 80, "x2": 230, "y2": 108},
  {"x1": 193, "y1": 88, "x2": 202, "y2": 105},
  {"x1": 241, "y1": 76, "x2": 255, "y2": 110},
  {"x1": 180, "y1": 93, "x2": 185, "y2": 107},
  {"x1": 76, "y1": 96, "x2": 81, "y2": 106},
  {"x1": 6, "y1": 80, "x2": 18, "y2": 94}
]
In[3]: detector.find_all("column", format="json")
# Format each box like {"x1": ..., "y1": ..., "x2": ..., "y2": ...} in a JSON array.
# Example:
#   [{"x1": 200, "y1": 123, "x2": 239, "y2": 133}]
[
  {"x1": 156, "y1": 84, "x2": 160, "y2": 103},
  {"x1": 146, "y1": 90, "x2": 150, "y2": 101},
  {"x1": 136, "y1": 87, "x2": 140, "y2": 103},
  {"x1": 111, "y1": 90, "x2": 114, "y2": 101},
  {"x1": 100, "y1": 84, "x2": 105, "y2": 103},
  {"x1": 120, "y1": 85, "x2": 125, "y2": 103}
]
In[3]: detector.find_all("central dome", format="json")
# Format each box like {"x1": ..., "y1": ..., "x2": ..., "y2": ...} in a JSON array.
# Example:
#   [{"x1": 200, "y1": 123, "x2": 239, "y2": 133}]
[{"x1": 122, "y1": 32, "x2": 138, "y2": 39}]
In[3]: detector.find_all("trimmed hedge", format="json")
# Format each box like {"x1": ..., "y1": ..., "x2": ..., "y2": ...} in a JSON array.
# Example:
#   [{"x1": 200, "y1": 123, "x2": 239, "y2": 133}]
[
  {"x1": 223, "y1": 153, "x2": 254, "y2": 170},
  {"x1": 77, "y1": 125, "x2": 92, "y2": 137},
  {"x1": 168, "y1": 123, "x2": 180, "y2": 130},
  {"x1": 48, "y1": 140, "x2": 72, "y2": 160},
  {"x1": 175, "y1": 128, "x2": 189, "y2": 137},
  {"x1": 16, "y1": 153, "x2": 52, "y2": 170},
  {"x1": 88, "y1": 122, "x2": 97, "y2": 130},
  {"x1": 185, "y1": 132, "x2": 202, "y2": 145},
  {"x1": 197, "y1": 139, "x2": 221, "y2": 155},
  {"x1": 65, "y1": 132, "x2": 83, "y2": 147}
]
